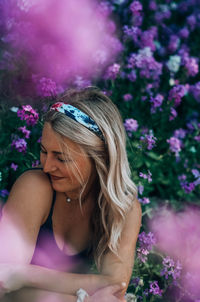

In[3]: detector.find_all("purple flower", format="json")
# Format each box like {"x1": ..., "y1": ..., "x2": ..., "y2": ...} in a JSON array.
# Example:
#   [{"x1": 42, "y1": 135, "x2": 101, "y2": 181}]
[
  {"x1": 17, "y1": 105, "x2": 39, "y2": 126},
  {"x1": 161, "y1": 256, "x2": 182, "y2": 283},
  {"x1": 123, "y1": 94, "x2": 133, "y2": 102},
  {"x1": 32, "y1": 75, "x2": 61, "y2": 97},
  {"x1": 179, "y1": 27, "x2": 190, "y2": 39},
  {"x1": 168, "y1": 85, "x2": 187, "y2": 107},
  {"x1": 18, "y1": 126, "x2": 30, "y2": 139},
  {"x1": 149, "y1": 1, "x2": 157, "y2": 11},
  {"x1": 140, "y1": 130, "x2": 157, "y2": 150},
  {"x1": 149, "y1": 281, "x2": 163, "y2": 296},
  {"x1": 123, "y1": 25, "x2": 141, "y2": 44},
  {"x1": 0, "y1": 189, "x2": 9, "y2": 198},
  {"x1": 138, "y1": 184, "x2": 144, "y2": 195},
  {"x1": 139, "y1": 197, "x2": 150, "y2": 205},
  {"x1": 187, "y1": 14, "x2": 196, "y2": 31},
  {"x1": 130, "y1": 1, "x2": 143, "y2": 16},
  {"x1": 190, "y1": 82, "x2": 200, "y2": 102},
  {"x1": 173, "y1": 128, "x2": 187, "y2": 139},
  {"x1": 32, "y1": 160, "x2": 40, "y2": 167},
  {"x1": 127, "y1": 48, "x2": 162, "y2": 80},
  {"x1": 10, "y1": 163, "x2": 18, "y2": 171},
  {"x1": 139, "y1": 170, "x2": 152, "y2": 183},
  {"x1": 104, "y1": 63, "x2": 120, "y2": 80},
  {"x1": 137, "y1": 232, "x2": 156, "y2": 263},
  {"x1": 167, "y1": 137, "x2": 182, "y2": 156},
  {"x1": 150, "y1": 94, "x2": 164, "y2": 113},
  {"x1": 124, "y1": 118, "x2": 138, "y2": 133},
  {"x1": 185, "y1": 57, "x2": 199, "y2": 77},
  {"x1": 11, "y1": 138, "x2": 27, "y2": 153},
  {"x1": 140, "y1": 27, "x2": 157, "y2": 51},
  {"x1": 169, "y1": 108, "x2": 177, "y2": 121},
  {"x1": 168, "y1": 35, "x2": 180, "y2": 53}
]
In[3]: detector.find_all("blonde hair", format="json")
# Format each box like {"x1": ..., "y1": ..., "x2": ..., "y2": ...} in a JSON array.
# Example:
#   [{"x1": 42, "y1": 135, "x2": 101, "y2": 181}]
[{"x1": 44, "y1": 87, "x2": 138, "y2": 268}]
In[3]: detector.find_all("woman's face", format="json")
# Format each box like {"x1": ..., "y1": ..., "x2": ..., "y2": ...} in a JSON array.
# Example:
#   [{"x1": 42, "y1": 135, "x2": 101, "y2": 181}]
[{"x1": 40, "y1": 122, "x2": 97, "y2": 197}]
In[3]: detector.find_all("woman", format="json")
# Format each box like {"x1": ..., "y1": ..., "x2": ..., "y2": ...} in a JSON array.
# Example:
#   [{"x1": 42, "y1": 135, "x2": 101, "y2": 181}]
[{"x1": 0, "y1": 87, "x2": 141, "y2": 301}]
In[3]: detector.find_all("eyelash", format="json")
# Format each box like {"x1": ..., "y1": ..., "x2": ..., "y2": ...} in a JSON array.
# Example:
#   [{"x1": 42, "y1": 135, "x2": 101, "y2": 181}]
[{"x1": 40, "y1": 149, "x2": 70, "y2": 163}]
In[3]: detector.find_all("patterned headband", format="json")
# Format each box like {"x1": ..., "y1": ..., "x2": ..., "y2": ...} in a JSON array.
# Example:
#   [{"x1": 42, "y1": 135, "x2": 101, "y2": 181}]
[{"x1": 50, "y1": 102, "x2": 105, "y2": 141}]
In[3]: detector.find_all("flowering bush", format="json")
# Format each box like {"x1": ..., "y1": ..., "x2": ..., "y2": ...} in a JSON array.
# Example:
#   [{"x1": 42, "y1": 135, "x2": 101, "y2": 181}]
[{"x1": 0, "y1": 0, "x2": 200, "y2": 301}]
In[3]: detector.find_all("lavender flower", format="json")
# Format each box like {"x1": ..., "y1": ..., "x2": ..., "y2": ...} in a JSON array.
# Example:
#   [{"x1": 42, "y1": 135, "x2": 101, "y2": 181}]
[
  {"x1": 128, "y1": 47, "x2": 163, "y2": 80},
  {"x1": 161, "y1": 256, "x2": 182, "y2": 283},
  {"x1": 130, "y1": 1, "x2": 143, "y2": 16},
  {"x1": 138, "y1": 184, "x2": 144, "y2": 195},
  {"x1": 168, "y1": 85, "x2": 187, "y2": 107},
  {"x1": 139, "y1": 170, "x2": 152, "y2": 183},
  {"x1": 137, "y1": 231, "x2": 156, "y2": 263},
  {"x1": 139, "y1": 197, "x2": 150, "y2": 205},
  {"x1": 123, "y1": 94, "x2": 133, "y2": 102},
  {"x1": 11, "y1": 138, "x2": 27, "y2": 153},
  {"x1": 167, "y1": 137, "x2": 182, "y2": 156},
  {"x1": 104, "y1": 63, "x2": 120, "y2": 80},
  {"x1": 149, "y1": 281, "x2": 163, "y2": 296},
  {"x1": 124, "y1": 118, "x2": 138, "y2": 134},
  {"x1": 140, "y1": 130, "x2": 157, "y2": 150},
  {"x1": 185, "y1": 57, "x2": 199, "y2": 77},
  {"x1": 173, "y1": 128, "x2": 187, "y2": 139},
  {"x1": 10, "y1": 163, "x2": 18, "y2": 171},
  {"x1": 0, "y1": 190, "x2": 9, "y2": 198},
  {"x1": 32, "y1": 160, "x2": 40, "y2": 167},
  {"x1": 190, "y1": 82, "x2": 200, "y2": 102},
  {"x1": 18, "y1": 126, "x2": 30, "y2": 139},
  {"x1": 150, "y1": 94, "x2": 164, "y2": 113},
  {"x1": 169, "y1": 107, "x2": 177, "y2": 121}
]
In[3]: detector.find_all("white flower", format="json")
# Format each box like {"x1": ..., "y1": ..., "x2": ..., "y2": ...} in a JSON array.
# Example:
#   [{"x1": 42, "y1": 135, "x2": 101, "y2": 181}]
[
  {"x1": 125, "y1": 293, "x2": 137, "y2": 302},
  {"x1": 167, "y1": 55, "x2": 181, "y2": 73}
]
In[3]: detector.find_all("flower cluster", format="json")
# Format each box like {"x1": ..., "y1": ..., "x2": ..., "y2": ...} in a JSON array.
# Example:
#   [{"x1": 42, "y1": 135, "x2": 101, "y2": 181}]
[
  {"x1": 17, "y1": 105, "x2": 39, "y2": 126},
  {"x1": 137, "y1": 232, "x2": 156, "y2": 263},
  {"x1": 160, "y1": 256, "x2": 182, "y2": 284}
]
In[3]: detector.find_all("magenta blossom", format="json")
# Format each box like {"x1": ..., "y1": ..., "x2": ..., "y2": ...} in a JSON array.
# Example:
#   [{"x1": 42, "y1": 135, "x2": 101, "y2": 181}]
[{"x1": 17, "y1": 105, "x2": 39, "y2": 126}]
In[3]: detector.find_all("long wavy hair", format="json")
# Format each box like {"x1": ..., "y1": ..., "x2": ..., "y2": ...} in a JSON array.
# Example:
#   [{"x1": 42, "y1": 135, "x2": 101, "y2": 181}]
[{"x1": 44, "y1": 87, "x2": 138, "y2": 269}]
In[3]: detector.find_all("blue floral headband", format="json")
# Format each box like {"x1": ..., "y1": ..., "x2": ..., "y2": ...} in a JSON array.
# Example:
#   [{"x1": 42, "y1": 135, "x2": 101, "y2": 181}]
[{"x1": 50, "y1": 102, "x2": 105, "y2": 141}]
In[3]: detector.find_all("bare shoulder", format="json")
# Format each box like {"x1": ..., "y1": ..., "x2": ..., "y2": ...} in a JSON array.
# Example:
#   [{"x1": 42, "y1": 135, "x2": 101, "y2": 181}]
[{"x1": 3, "y1": 169, "x2": 53, "y2": 226}]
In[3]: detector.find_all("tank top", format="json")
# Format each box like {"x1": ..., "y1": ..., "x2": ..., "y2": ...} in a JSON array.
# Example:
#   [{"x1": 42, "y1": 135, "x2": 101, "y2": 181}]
[{"x1": 26, "y1": 168, "x2": 93, "y2": 273}]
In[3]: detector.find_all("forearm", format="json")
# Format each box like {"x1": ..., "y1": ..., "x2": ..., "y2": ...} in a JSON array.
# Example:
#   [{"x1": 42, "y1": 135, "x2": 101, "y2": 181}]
[
  {"x1": 1, "y1": 288, "x2": 77, "y2": 302},
  {"x1": 23, "y1": 264, "x2": 110, "y2": 295}
]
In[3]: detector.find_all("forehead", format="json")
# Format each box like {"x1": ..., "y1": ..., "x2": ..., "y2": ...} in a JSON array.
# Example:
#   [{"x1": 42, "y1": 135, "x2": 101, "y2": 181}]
[{"x1": 41, "y1": 122, "x2": 81, "y2": 154}]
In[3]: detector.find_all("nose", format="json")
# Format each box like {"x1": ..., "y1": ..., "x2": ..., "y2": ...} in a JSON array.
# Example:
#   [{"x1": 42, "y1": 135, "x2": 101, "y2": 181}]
[{"x1": 42, "y1": 154, "x2": 57, "y2": 173}]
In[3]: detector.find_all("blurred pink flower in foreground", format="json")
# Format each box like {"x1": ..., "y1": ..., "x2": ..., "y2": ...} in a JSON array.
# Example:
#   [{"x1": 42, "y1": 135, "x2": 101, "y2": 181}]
[
  {"x1": 1, "y1": 0, "x2": 122, "y2": 85},
  {"x1": 150, "y1": 206, "x2": 200, "y2": 299}
]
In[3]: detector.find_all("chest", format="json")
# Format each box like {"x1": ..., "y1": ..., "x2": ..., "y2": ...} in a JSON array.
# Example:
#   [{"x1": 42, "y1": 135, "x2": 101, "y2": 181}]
[{"x1": 51, "y1": 198, "x2": 92, "y2": 255}]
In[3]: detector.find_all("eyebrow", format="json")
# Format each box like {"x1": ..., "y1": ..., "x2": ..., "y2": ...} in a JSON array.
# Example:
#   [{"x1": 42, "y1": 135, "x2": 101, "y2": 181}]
[{"x1": 40, "y1": 143, "x2": 65, "y2": 155}]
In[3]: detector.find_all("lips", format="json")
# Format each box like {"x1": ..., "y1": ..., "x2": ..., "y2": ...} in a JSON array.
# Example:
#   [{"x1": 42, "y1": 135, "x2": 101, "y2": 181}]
[{"x1": 50, "y1": 175, "x2": 64, "y2": 181}]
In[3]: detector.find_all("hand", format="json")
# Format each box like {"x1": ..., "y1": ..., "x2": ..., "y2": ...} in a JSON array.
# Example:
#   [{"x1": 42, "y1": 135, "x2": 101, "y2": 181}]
[
  {"x1": 86, "y1": 284, "x2": 126, "y2": 302},
  {"x1": 0, "y1": 263, "x2": 25, "y2": 294}
]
